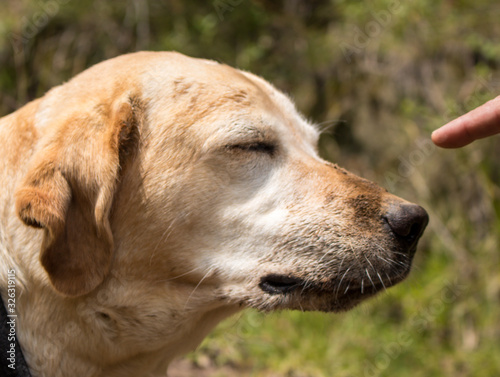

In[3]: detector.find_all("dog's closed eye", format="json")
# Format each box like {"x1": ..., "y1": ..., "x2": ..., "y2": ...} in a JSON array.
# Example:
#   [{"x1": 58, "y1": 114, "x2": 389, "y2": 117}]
[{"x1": 226, "y1": 142, "x2": 276, "y2": 156}]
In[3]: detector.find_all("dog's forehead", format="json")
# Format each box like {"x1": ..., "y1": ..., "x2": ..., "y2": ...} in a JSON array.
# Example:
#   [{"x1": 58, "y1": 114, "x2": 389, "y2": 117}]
[
  {"x1": 236, "y1": 70, "x2": 319, "y2": 145},
  {"x1": 144, "y1": 55, "x2": 319, "y2": 150}
]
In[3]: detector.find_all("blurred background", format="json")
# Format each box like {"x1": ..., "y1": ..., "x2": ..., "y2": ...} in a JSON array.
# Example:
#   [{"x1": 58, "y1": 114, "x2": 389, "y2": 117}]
[{"x1": 1, "y1": 0, "x2": 499, "y2": 376}]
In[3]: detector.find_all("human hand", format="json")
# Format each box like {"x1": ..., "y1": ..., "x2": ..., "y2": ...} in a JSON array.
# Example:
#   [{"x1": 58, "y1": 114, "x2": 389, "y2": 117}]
[{"x1": 432, "y1": 95, "x2": 500, "y2": 148}]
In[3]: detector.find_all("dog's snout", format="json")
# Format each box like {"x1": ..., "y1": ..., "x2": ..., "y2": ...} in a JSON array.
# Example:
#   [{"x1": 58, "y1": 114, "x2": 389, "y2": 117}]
[{"x1": 383, "y1": 203, "x2": 429, "y2": 243}]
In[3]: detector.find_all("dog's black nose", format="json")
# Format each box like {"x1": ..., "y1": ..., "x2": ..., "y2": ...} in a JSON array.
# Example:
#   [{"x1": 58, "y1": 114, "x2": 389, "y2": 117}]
[{"x1": 384, "y1": 203, "x2": 429, "y2": 244}]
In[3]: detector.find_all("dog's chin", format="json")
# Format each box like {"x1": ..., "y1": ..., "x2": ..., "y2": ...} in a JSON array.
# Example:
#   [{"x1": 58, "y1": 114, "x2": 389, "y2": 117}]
[
  {"x1": 246, "y1": 262, "x2": 413, "y2": 313},
  {"x1": 246, "y1": 283, "x2": 380, "y2": 313}
]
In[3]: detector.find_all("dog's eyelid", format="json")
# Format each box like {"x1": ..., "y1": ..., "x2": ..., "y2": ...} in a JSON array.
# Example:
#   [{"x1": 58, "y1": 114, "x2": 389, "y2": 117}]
[
  {"x1": 222, "y1": 126, "x2": 278, "y2": 155},
  {"x1": 225, "y1": 140, "x2": 277, "y2": 155}
]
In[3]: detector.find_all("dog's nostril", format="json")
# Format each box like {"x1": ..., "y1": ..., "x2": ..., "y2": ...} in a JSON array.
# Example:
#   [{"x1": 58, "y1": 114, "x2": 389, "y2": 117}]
[{"x1": 383, "y1": 203, "x2": 429, "y2": 242}]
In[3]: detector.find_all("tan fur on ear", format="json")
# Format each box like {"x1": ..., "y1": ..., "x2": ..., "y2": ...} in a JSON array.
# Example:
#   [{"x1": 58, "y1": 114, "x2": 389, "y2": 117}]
[{"x1": 15, "y1": 94, "x2": 141, "y2": 297}]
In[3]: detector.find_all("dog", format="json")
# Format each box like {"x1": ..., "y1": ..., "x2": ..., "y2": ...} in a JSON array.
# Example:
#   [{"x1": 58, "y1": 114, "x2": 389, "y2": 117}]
[{"x1": 0, "y1": 51, "x2": 428, "y2": 377}]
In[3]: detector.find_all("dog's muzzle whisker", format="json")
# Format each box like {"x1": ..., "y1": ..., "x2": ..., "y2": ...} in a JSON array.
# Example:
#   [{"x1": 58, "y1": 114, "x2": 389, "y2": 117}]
[
  {"x1": 377, "y1": 272, "x2": 387, "y2": 292},
  {"x1": 344, "y1": 283, "x2": 351, "y2": 295},
  {"x1": 365, "y1": 269, "x2": 376, "y2": 290}
]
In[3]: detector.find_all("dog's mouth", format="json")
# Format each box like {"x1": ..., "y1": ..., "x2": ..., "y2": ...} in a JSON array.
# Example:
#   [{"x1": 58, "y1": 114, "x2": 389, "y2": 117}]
[{"x1": 257, "y1": 252, "x2": 414, "y2": 312}]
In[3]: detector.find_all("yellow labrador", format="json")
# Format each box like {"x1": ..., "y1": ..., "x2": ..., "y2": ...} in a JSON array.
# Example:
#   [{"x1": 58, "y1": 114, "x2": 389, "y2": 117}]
[{"x1": 0, "y1": 52, "x2": 428, "y2": 377}]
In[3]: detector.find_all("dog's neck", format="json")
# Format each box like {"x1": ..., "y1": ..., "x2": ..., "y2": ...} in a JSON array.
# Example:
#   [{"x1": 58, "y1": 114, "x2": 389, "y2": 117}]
[
  {"x1": 0, "y1": 217, "x2": 238, "y2": 377},
  {"x1": 1, "y1": 249, "x2": 240, "y2": 377}
]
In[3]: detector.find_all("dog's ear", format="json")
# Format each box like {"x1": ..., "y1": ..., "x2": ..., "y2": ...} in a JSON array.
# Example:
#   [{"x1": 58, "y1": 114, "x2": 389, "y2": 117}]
[{"x1": 15, "y1": 94, "x2": 141, "y2": 297}]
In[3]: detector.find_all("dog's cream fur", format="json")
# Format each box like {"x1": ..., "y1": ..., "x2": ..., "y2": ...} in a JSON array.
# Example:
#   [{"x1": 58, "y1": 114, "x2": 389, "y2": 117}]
[{"x1": 0, "y1": 52, "x2": 426, "y2": 377}]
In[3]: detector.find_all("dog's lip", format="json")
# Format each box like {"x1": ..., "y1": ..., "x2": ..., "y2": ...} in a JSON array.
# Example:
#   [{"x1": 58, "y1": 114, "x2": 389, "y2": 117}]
[
  {"x1": 253, "y1": 264, "x2": 413, "y2": 312},
  {"x1": 258, "y1": 259, "x2": 412, "y2": 298},
  {"x1": 259, "y1": 274, "x2": 305, "y2": 295}
]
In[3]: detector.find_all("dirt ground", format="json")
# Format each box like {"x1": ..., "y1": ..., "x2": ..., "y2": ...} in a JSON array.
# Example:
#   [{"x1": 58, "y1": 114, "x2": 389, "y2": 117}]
[
  {"x1": 168, "y1": 357, "x2": 251, "y2": 377},
  {"x1": 168, "y1": 358, "x2": 311, "y2": 377}
]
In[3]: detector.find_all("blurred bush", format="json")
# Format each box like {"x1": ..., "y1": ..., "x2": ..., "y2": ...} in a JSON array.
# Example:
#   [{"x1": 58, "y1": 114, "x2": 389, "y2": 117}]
[{"x1": 1, "y1": 0, "x2": 499, "y2": 376}]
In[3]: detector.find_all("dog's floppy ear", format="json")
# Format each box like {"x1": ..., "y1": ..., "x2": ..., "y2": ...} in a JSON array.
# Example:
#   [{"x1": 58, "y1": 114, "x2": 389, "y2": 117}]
[{"x1": 15, "y1": 94, "x2": 141, "y2": 297}]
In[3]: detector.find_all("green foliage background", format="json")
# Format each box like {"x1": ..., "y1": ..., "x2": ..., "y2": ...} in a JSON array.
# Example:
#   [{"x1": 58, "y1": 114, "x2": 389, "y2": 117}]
[{"x1": 1, "y1": 0, "x2": 499, "y2": 376}]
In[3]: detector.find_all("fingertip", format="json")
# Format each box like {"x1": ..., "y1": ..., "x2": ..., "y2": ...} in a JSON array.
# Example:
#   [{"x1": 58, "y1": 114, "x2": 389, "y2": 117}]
[
  {"x1": 431, "y1": 127, "x2": 463, "y2": 148},
  {"x1": 431, "y1": 129, "x2": 446, "y2": 147}
]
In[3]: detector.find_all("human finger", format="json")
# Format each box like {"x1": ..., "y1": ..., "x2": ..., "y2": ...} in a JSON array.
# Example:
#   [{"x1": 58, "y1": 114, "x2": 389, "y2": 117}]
[{"x1": 432, "y1": 95, "x2": 500, "y2": 148}]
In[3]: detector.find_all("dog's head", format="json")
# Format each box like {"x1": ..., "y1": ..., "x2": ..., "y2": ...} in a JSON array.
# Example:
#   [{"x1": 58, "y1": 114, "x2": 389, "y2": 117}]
[{"x1": 15, "y1": 52, "x2": 427, "y2": 316}]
